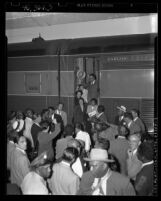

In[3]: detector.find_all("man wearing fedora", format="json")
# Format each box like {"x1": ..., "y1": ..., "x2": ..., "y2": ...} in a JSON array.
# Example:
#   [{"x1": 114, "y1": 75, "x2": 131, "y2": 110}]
[
  {"x1": 114, "y1": 105, "x2": 127, "y2": 126},
  {"x1": 77, "y1": 148, "x2": 135, "y2": 195}
]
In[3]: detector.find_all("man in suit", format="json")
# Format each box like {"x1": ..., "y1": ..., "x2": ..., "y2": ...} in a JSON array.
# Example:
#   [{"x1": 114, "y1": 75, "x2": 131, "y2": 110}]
[
  {"x1": 87, "y1": 73, "x2": 99, "y2": 102},
  {"x1": 114, "y1": 105, "x2": 127, "y2": 126},
  {"x1": 126, "y1": 134, "x2": 143, "y2": 181},
  {"x1": 109, "y1": 126, "x2": 129, "y2": 175},
  {"x1": 48, "y1": 147, "x2": 80, "y2": 195},
  {"x1": 131, "y1": 109, "x2": 146, "y2": 139},
  {"x1": 96, "y1": 105, "x2": 108, "y2": 124},
  {"x1": 124, "y1": 112, "x2": 141, "y2": 135},
  {"x1": 55, "y1": 102, "x2": 68, "y2": 127},
  {"x1": 134, "y1": 141, "x2": 154, "y2": 196},
  {"x1": 55, "y1": 124, "x2": 74, "y2": 160},
  {"x1": 77, "y1": 148, "x2": 135, "y2": 195}
]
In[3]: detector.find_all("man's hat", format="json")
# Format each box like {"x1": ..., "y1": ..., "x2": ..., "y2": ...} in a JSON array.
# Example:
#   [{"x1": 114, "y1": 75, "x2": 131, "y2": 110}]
[
  {"x1": 30, "y1": 151, "x2": 49, "y2": 169},
  {"x1": 117, "y1": 105, "x2": 126, "y2": 112},
  {"x1": 84, "y1": 148, "x2": 114, "y2": 163}
]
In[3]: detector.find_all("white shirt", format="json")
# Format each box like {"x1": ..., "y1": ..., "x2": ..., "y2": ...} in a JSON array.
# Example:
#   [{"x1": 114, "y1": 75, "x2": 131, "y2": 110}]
[
  {"x1": 127, "y1": 121, "x2": 133, "y2": 128},
  {"x1": 75, "y1": 130, "x2": 91, "y2": 152},
  {"x1": 133, "y1": 117, "x2": 138, "y2": 122},
  {"x1": 21, "y1": 172, "x2": 49, "y2": 195},
  {"x1": 72, "y1": 157, "x2": 83, "y2": 178},
  {"x1": 92, "y1": 169, "x2": 112, "y2": 195},
  {"x1": 142, "y1": 160, "x2": 154, "y2": 168}
]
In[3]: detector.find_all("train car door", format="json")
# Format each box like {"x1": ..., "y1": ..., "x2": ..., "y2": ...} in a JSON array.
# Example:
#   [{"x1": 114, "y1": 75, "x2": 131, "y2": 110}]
[{"x1": 74, "y1": 57, "x2": 100, "y2": 104}]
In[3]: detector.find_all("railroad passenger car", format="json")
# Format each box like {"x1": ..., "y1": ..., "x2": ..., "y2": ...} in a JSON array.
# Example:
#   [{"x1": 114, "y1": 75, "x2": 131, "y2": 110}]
[{"x1": 7, "y1": 33, "x2": 156, "y2": 132}]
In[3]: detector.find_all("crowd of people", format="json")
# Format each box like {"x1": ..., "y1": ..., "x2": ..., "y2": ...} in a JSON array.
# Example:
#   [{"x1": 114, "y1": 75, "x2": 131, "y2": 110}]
[{"x1": 6, "y1": 73, "x2": 154, "y2": 196}]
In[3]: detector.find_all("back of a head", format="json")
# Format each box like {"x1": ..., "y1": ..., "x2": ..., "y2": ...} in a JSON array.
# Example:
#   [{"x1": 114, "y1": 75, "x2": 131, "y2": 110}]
[
  {"x1": 62, "y1": 147, "x2": 79, "y2": 164},
  {"x1": 64, "y1": 124, "x2": 74, "y2": 137},
  {"x1": 7, "y1": 129, "x2": 18, "y2": 142},
  {"x1": 40, "y1": 120, "x2": 50, "y2": 131},
  {"x1": 75, "y1": 122, "x2": 84, "y2": 131},
  {"x1": 124, "y1": 112, "x2": 133, "y2": 120},
  {"x1": 138, "y1": 141, "x2": 153, "y2": 161},
  {"x1": 97, "y1": 105, "x2": 105, "y2": 113},
  {"x1": 95, "y1": 137, "x2": 110, "y2": 151},
  {"x1": 67, "y1": 139, "x2": 81, "y2": 154}
]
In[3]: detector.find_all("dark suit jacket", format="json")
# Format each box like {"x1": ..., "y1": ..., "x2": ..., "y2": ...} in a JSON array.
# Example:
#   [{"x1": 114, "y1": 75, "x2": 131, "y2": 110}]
[
  {"x1": 109, "y1": 137, "x2": 129, "y2": 175},
  {"x1": 97, "y1": 112, "x2": 108, "y2": 124},
  {"x1": 77, "y1": 170, "x2": 136, "y2": 195},
  {"x1": 128, "y1": 121, "x2": 141, "y2": 135},
  {"x1": 135, "y1": 163, "x2": 153, "y2": 196},
  {"x1": 38, "y1": 124, "x2": 60, "y2": 160},
  {"x1": 87, "y1": 81, "x2": 99, "y2": 102},
  {"x1": 55, "y1": 136, "x2": 73, "y2": 160},
  {"x1": 73, "y1": 104, "x2": 87, "y2": 125},
  {"x1": 114, "y1": 115, "x2": 125, "y2": 126},
  {"x1": 31, "y1": 123, "x2": 42, "y2": 151},
  {"x1": 134, "y1": 117, "x2": 146, "y2": 134}
]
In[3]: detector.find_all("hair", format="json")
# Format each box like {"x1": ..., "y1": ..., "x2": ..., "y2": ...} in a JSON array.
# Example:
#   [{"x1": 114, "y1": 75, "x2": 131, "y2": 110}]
[
  {"x1": 62, "y1": 147, "x2": 79, "y2": 164},
  {"x1": 40, "y1": 120, "x2": 50, "y2": 130},
  {"x1": 13, "y1": 132, "x2": 24, "y2": 144},
  {"x1": 131, "y1": 108, "x2": 140, "y2": 116},
  {"x1": 97, "y1": 105, "x2": 105, "y2": 113},
  {"x1": 119, "y1": 125, "x2": 129, "y2": 136},
  {"x1": 75, "y1": 90, "x2": 83, "y2": 96},
  {"x1": 90, "y1": 98, "x2": 98, "y2": 105},
  {"x1": 67, "y1": 139, "x2": 82, "y2": 155},
  {"x1": 95, "y1": 137, "x2": 110, "y2": 151},
  {"x1": 94, "y1": 122, "x2": 109, "y2": 132},
  {"x1": 32, "y1": 112, "x2": 41, "y2": 121},
  {"x1": 25, "y1": 108, "x2": 34, "y2": 117},
  {"x1": 75, "y1": 122, "x2": 84, "y2": 131},
  {"x1": 79, "y1": 97, "x2": 85, "y2": 104},
  {"x1": 16, "y1": 111, "x2": 24, "y2": 119},
  {"x1": 89, "y1": 73, "x2": 96, "y2": 80},
  {"x1": 124, "y1": 112, "x2": 133, "y2": 120},
  {"x1": 57, "y1": 102, "x2": 64, "y2": 107},
  {"x1": 8, "y1": 111, "x2": 17, "y2": 121},
  {"x1": 108, "y1": 153, "x2": 121, "y2": 172},
  {"x1": 7, "y1": 129, "x2": 19, "y2": 142},
  {"x1": 48, "y1": 106, "x2": 55, "y2": 111},
  {"x1": 137, "y1": 141, "x2": 153, "y2": 161},
  {"x1": 63, "y1": 124, "x2": 74, "y2": 137}
]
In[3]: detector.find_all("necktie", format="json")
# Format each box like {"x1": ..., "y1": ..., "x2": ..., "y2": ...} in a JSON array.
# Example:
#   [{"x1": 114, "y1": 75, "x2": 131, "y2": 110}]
[{"x1": 98, "y1": 178, "x2": 104, "y2": 195}]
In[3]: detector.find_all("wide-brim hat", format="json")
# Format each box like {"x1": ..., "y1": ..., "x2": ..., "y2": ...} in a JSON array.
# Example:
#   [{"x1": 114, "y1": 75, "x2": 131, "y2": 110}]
[
  {"x1": 84, "y1": 148, "x2": 114, "y2": 163},
  {"x1": 117, "y1": 105, "x2": 126, "y2": 112}
]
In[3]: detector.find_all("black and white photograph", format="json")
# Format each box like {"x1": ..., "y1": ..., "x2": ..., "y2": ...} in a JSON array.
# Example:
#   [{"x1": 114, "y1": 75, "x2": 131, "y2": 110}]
[{"x1": 5, "y1": 2, "x2": 158, "y2": 196}]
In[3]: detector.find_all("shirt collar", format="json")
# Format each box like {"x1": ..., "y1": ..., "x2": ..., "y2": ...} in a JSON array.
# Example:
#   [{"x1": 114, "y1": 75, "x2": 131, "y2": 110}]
[
  {"x1": 97, "y1": 112, "x2": 103, "y2": 118},
  {"x1": 142, "y1": 160, "x2": 154, "y2": 168},
  {"x1": 128, "y1": 120, "x2": 133, "y2": 128},
  {"x1": 61, "y1": 161, "x2": 70, "y2": 167},
  {"x1": 16, "y1": 146, "x2": 26, "y2": 154},
  {"x1": 118, "y1": 136, "x2": 126, "y2": 139},
  {"x1": 133, "y1": 117, "x2": 138, "y2": 122}
]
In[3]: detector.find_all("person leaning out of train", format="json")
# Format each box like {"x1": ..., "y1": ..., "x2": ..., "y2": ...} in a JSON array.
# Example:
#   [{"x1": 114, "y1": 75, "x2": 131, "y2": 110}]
[{"x1": 87, "y1": 73, "x2": 99, "y2": 102}]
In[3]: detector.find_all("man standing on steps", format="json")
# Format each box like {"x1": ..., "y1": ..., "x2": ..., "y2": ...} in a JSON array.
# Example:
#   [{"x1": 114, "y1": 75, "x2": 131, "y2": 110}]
[{"x1": 87, "y1": 73, "x2": 99, "y2": 103}]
